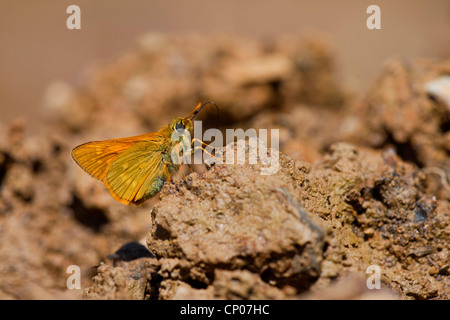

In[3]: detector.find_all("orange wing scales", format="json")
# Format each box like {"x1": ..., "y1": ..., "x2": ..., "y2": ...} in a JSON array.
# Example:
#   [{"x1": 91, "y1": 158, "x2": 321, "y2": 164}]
[{"x1": 71, "y1": 132, "x2": 178, "y2": 205}]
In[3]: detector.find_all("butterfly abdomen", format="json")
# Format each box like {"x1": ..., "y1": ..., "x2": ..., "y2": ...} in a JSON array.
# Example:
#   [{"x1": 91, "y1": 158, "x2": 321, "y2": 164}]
[{"x1": 135, "y1": 176, "x2": 167, "y2": 204}]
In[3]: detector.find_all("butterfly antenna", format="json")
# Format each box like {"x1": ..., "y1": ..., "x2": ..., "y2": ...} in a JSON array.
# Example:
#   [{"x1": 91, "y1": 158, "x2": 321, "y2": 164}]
[{"x1": 191, "y1": 101, "x2": 220, "y2": 130}]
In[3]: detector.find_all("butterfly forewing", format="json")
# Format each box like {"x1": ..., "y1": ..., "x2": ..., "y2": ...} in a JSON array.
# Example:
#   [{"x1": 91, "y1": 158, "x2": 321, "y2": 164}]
[{"x1": 71, "y1": 140, "x2": 135, "y2": 180}]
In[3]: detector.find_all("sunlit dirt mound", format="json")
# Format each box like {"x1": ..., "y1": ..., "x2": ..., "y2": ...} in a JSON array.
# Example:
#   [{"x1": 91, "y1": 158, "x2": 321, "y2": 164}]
[{"x1": 0, "y1": 33, "x2": 448, "y2": 299}]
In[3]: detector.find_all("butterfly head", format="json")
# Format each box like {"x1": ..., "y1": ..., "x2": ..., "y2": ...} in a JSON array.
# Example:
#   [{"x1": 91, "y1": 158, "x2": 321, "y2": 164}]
[
  {"x1": 170, "y1": 102, "x2": 219, "y2": 142},
  {"x1": 171, "y1": 117, "x2": 193, "y2": 136}
]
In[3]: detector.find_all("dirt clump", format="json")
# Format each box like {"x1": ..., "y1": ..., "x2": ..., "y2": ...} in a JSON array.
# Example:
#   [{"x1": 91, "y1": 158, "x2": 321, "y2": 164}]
[
  {"x1": 345, "y1": 58, "x2": 450, "y2": 200},
  {"x1": 84, "y1": 258, "x2": 159, "y2": 300},
  {"x1": 84, "y1": 143, "x2": 448, "y2": 300},
  {"x1": 0, "y1": 120, "x2": 151, "y2": 299},
  {"x1": 148, "y1": 144, "x2": 326, "y2": 291}
]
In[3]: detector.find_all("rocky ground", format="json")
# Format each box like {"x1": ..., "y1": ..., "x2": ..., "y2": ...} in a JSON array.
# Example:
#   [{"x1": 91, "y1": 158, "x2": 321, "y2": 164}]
[{"x1": 0, "y1": 33, "x2": 448, "y2": 299}]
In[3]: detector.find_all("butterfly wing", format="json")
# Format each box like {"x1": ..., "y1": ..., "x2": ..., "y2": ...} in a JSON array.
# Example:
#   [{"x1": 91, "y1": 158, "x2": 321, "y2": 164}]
[
  {"x1": 104, "y1": 140, "x2": 172, "y2": 205},
  {"x1": 72, "y1": 139, "x2": 135, "y2": 181},
  {"x1": 72, "y1": 133, "x2": 175, "y2": 205}
]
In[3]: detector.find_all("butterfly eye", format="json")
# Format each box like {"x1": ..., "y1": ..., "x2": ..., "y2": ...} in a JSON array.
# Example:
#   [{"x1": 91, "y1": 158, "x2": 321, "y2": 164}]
[{"x1": 175, "y1": 122, "x2": 185, "y2": 132}]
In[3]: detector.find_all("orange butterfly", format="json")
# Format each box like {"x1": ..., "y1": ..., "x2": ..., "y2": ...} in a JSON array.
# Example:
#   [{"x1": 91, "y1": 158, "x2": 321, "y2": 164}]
[{"x1": 71, "y1": 102, "x2": 217, "y2": 205}]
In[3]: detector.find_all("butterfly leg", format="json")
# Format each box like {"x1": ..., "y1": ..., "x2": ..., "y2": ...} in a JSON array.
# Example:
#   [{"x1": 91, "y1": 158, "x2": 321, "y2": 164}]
[
  {"x1": 177, "y1": 140, "x2": 217, "y2": 169},
  {"x1": 191, "y1": 146, "x2": 219, "y2": 163},
  {"x1": 174, "y1": 143, "x2": 187, "y2": 179},
  {"x1": 191, "y1": 138, "x2": 221, "y2": 151},
  {"x1": 191, "y1": 138, "x2": 220, "y2": 159},
  {"x1": 177, "y1": 151, "x2": 194, "y2": 173}
]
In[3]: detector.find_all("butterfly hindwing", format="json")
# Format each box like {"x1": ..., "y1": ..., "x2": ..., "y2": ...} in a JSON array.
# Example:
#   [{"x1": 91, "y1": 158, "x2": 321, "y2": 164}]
[{"x1": 104, "y1": 140, "x2": 171, "y2": 205}]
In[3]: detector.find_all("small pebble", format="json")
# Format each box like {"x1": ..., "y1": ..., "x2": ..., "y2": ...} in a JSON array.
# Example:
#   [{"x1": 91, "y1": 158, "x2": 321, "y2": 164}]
[
  {"x1": 425, "y1": 76, "x2": 450, "y2": 110},
  {"x1": 429, "y1": 266, "x2": 439, "y2": 275}
]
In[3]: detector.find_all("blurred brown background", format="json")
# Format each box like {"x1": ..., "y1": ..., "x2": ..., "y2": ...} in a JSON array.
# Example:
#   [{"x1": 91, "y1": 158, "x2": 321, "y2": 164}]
[{"x1": 1, "y1": 0, "x2": 450, "y2": 132}]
